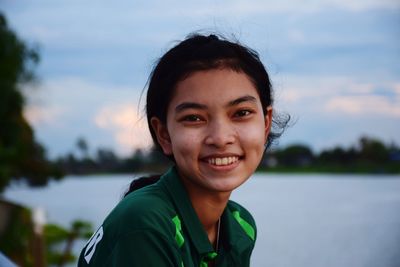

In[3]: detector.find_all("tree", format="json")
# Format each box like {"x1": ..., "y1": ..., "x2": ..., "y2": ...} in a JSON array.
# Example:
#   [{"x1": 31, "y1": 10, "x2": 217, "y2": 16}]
[
  {"x1": 318, "y1": 146, "x2": 357, "y2": 165},
  {"x1": 358, "y1": 136, "x2": 389, "y2": 163},
  {"x1": 96, "y1": 147, "x2": 119, "y2": 172},
  {"x1": 44, "y1": 220, "x2": 93, "y2": 267},
  {"x1": 275, "y1": 144, "x2": 314, "y2": 167},
  {"x1": 0, "y1": 12, "x2": 62, "y2": 192},
  {"x1": 76, "y1": 136, "x2": 89, "y2": 159}
]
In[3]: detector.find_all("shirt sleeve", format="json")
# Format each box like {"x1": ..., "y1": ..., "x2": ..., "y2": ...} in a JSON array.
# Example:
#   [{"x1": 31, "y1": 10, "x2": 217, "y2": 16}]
[{"x1": 105, "y1": 229, "x2": 182, "y2": 267}]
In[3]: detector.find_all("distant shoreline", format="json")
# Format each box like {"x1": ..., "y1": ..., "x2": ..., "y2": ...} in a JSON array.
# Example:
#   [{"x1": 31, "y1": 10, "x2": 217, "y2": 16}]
[
  {"x1": 61, "y1": 167, "x2": 400, "y2": 178},
  {"x1": 257, "y1": 165, "x2": 400, "y2": 175}
]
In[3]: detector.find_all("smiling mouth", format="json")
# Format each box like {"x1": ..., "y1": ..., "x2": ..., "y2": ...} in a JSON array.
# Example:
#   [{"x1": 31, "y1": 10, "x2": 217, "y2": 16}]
[{"x1": 207, "y1": 156, "x2": 240, "y2": 166}]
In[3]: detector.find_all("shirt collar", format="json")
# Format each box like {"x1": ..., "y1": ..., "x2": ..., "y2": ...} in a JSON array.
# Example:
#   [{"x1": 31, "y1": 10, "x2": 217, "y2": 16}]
[
  {"x1": 220, "y1": 204, "x2": 255, "y2": 255},
  {"x1": 159, "y1": 166, "x2": 215, "y2": 255}
]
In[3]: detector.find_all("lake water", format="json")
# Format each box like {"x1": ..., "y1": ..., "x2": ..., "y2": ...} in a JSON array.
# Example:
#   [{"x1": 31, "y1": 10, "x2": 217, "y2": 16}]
[{"x1": 4, "y1": 173, "x2": 400, "y2": 267}]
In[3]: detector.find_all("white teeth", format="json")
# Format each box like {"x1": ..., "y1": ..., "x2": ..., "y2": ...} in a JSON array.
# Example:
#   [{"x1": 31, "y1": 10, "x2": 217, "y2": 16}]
[{"x1": 207, "y1": 156, "x2": 239, "y2": 166}]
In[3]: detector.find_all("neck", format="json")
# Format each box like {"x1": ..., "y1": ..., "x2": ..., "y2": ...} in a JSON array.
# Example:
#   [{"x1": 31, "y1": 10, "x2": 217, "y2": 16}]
[
  {"x1": 193, "y1": 192, "x2": 228, "y2": 247},
  {"x1": 180, "y1": 178, "x2": 231, "y2": 245}
]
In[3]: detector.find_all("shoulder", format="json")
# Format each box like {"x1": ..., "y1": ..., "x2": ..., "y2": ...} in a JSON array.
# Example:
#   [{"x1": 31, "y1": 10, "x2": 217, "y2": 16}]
[
  {"x1": 227, "y1": 200, "x2": 257, "y2": 240},
  {"x1": 227, "y1": 200, "x2": 256, "y2": 224},
  {"x1": 105, "y1": 183, "x2": 176, "y2": 236},
  {"x1": 78, "y1": 183, "x2": 179, "y2": 266}
]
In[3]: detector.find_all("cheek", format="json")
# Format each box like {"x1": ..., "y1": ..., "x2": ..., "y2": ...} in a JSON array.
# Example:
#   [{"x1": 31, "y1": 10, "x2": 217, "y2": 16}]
[
  {"x1": 237, "y1": 122, "x2": 266, "y2": 148},
  {"x1": 170, "y1": 131, "x2": 201, "y2": 156}
]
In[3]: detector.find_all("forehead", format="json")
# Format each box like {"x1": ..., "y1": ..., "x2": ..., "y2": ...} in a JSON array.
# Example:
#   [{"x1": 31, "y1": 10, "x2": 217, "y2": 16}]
[{"x1": 169, "y1": 69, "x2": 260, "y2": 108}]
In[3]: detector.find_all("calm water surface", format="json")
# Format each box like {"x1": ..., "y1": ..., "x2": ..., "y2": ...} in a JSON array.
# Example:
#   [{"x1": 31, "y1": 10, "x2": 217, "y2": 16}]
[{"x1": 4, "y1": 173, "x2": 400, "y2": 267}]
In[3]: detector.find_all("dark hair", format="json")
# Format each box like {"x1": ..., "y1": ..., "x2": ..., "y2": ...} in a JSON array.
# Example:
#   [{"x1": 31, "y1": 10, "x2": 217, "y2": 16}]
[
  {"x1": 146, "y1": 33, "x2": 289, "y2": 153},
  {"x1": 123, "y1": 175, "x2": 161, "y2": 198},
  {"x1": 126, "y1": 33, "x2": 290, "y2": 197}
]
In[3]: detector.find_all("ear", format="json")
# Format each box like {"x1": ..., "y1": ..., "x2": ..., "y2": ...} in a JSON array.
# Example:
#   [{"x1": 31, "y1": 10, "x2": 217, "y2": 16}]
[
  {"x1": 264, "y1": 106, "x2": 273, "y2": 142},
  {"x1": 150, "y1": 117, "x2": 173, "y2": 155}
]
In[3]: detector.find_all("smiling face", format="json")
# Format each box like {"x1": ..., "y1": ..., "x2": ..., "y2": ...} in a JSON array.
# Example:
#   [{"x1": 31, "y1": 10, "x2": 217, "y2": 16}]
[{"x1": 151, "y1": 68, "x2": 272, "y2": 194}]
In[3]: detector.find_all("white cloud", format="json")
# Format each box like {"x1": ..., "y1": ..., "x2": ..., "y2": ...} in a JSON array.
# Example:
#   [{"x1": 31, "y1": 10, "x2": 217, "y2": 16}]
[
  {"x1": 21, "y1": 77, "x2": 145, "y2": 157},
  {"x1": 24, "y1": 105, "x2": 64, "y2": 126},
  {"x1": 275, "y1": 75, "x2": 400, "y2": 117},
  {"x1": 7, "y1": 0, "x2": 399, "y2": 48},
  {"x1": 94, "y1": 104, "x2": 153, "y2": 155},
  {"x1": 325, "y1": 95, "x2": 400, "y2": 116}
]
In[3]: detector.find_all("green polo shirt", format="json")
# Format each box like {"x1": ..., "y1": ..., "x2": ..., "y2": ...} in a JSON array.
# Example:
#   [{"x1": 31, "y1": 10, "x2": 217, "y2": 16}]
[{"x1": 78, "y1": 167, "x2": 257, "y2": 267}]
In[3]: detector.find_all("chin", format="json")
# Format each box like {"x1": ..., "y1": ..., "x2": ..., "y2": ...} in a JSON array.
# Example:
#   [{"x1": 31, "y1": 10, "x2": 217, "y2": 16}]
[{"x1": 207, "y1": 177, "x2": 248, "y2": 193}]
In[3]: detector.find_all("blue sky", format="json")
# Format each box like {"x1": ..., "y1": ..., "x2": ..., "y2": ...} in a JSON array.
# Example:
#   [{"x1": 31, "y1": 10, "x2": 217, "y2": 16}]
[{"x1": 2, "y1": 0, "x2": 400, "y2": 158}]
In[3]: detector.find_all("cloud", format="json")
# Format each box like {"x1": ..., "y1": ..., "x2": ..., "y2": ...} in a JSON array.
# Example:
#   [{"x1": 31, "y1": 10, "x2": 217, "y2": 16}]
[
  {"x1": 94, "y1": 104, "x2": 153, "y2": 155},
  {"x1": 22, "y1": 76, "x2": 142, "y2": 121},
  {"x1": 325, "y1": 95, "x2": 400, "y2": 117},
  {"x1": 24, "y1": 105, "x2": 64, "y2": 126},
  {"x1": 20, "y1": 77, "x2": 145, "y2": 157},
  {"x1": 4, "y1": 0, "x2": 398, "y2": 156},
  {"x1": 7, "y1": 0, "x2": 399, "y2": 48},
  {"x1": 275, "y1": 75, "x2": 400, "y2": 117}
]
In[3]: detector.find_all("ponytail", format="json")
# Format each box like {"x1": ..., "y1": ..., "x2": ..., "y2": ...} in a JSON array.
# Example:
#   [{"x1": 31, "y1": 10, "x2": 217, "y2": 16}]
[{"x1": 123, "y1": 175, "x2": 161, "y2": 198}]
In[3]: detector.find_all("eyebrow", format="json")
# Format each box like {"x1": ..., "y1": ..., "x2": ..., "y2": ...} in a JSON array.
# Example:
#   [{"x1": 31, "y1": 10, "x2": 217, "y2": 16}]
[
  {"x1": 175, "y1": 102, "x2": 207, "y2": 113},
  {"x1": 227, "y1": 95, "x2": 257, "y2": 107},
  {"x1": 174, "y1": 95, "x2": 258, "y2": 113}
]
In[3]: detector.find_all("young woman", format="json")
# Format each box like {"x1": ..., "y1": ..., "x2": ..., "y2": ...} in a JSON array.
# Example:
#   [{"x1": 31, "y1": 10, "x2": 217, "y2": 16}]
[{"x1": 78, "y1": 33, "x2": 288, "y2": 267}]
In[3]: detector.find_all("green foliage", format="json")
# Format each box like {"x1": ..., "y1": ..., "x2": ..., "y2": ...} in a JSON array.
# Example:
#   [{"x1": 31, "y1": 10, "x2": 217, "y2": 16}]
[
  {"x1": 44, "y1": 219, "x2": 93, "y2": 267},
  {"x1": 358, "y1": 137, "x2": 389, "y2": 163},
  {"x1": 57, "y1": 135, "x2": 399, "y2": 175},
  {"x1": 275, "y1": 144, "x2": 314, "y2": 167},
  {"x1": 56, "y1": 140, "x2": 172, "y2": 174},
  {"x1": 0, "y1": 12, "x2": 62, "y2": 192},
  {"x1": 71, "y1": 220, "x2": 93, "y2": 238},
  {"x1": 76, "y1": 137, "x2": 89, "y2": 159},
  {"x1": 0, "y1": 201, "x2": 34, "y2": 267},
  {"x1": 0, "y1": 199, "x2": 92, "y2": 267},
  {"x1": 261, "y1": 136, "x2": 400, "y2": 174},
  {"x1": 44, "y1": 224, "x2": 70, "y2": 244}
]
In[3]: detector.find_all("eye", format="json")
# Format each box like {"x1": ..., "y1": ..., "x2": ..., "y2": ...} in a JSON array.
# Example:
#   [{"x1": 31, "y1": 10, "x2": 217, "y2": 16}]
[
  {"x1": 234, "y1": 109, "x2": 252, "y2": 118},
  {"x1": 181, "y1": 114, "x2": 202, "y2": 122}
]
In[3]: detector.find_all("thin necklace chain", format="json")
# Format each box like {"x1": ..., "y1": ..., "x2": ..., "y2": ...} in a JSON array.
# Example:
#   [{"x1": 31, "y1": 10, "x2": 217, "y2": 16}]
[{"x1": 215, "y1": 218, "x2": 221, "y2": 252}]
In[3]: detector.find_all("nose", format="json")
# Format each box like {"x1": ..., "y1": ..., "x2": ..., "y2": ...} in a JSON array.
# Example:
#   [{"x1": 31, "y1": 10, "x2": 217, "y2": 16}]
[{"x1": 204, "y1": 118, "x2": 236, "y2": 148}]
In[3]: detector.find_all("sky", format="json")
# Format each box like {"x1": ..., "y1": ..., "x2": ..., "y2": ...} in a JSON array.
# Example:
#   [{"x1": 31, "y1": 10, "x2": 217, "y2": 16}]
[{"x1": 1, "y1": 0, "x2": 400, "y2": 158}]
